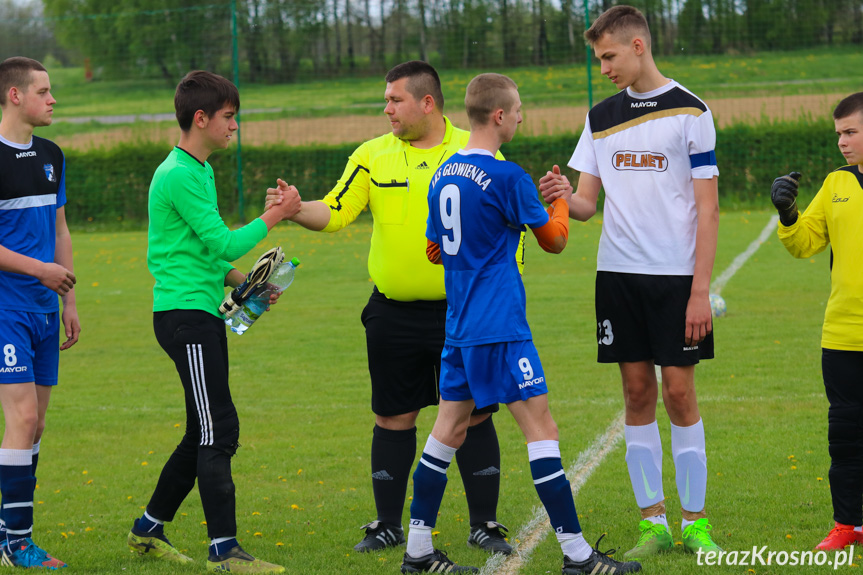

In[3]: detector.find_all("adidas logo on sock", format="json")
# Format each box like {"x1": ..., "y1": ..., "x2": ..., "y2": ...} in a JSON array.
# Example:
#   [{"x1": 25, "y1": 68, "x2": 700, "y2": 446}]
[
  {"x1": 372, "y1": 470, "x2": 394, "y2": 480},
  {"x1": 416, "y1": 161, "x2": 430, "y2": 169},
  {"x1": 473, "y1": 466, "x2": 500, "y2": 476}
]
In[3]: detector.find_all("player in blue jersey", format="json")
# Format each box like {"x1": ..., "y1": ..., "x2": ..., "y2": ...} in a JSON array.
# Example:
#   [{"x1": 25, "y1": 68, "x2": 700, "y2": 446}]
[
  {"x1": 400, "y1": 73, "x2": 640, "y2": 575},
  {"x1": 0, "y1": 56, "x2": 79, "y2": 569}
]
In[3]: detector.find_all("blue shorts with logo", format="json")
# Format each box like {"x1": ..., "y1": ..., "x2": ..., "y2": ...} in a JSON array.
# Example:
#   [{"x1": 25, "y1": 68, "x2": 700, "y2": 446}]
[
  {"x1": 0, "y1": 310, "x2": 60, "y2": 385},
  {"x1": 440, "y1": 340, "x2": 548, "y2": 409}
]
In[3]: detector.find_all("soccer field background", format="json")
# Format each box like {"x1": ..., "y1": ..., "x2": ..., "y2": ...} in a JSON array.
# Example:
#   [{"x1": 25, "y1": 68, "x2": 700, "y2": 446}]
[{"x1": 35, "y1": 210, "x2": 851, "y2": 574}]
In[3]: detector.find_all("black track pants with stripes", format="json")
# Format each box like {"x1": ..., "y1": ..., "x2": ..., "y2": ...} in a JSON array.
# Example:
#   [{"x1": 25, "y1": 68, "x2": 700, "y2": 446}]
[
  {"x1": 823, "y1": 348, "x2": 863, "y2": 527},
  {"x1": 147, "y1": 310, "x2": 240, "y2": 539}
]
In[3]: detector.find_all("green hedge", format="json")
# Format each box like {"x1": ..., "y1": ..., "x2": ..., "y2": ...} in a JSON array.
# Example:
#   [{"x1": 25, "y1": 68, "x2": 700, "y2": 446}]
[{"x1": 64, "y1": 119, "x2": 841, "y2": 229}]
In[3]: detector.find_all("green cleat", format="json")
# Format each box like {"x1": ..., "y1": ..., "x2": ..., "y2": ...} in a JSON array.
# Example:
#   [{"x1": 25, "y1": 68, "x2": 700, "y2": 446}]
[
  {"x1": 682, "y1": 518, "x2": 723, "y2": 554},
  {"x1": 127, "y1": 521, "x2": 193, "y2": 564},
  {"x1": 207, "y1": 545, "x2": 285, "y2": 574},
  {"x1": 623, "y1": 520, "x2": 673, "y2": 560}
]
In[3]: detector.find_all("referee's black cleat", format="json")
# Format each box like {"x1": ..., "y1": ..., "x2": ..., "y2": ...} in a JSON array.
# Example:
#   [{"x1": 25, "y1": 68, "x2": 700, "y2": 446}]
[
  {"x1": 467, "y1": 521, "x2": 513, "y2": 555},
  {"x1": 400, "y1": 549, "x2": 478, "y2": 573},
  {"x1": 353, "y1": 520, "x2": 405, "y2": 552},
  {"x1": 562, "y1": 535, "x2": 641, "y2": 574}
]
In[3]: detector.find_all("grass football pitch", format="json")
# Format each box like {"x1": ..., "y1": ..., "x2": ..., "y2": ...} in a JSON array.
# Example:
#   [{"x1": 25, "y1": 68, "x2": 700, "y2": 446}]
[{"x1": 41, "y1": 210, "x2": 850, "y2": 574}]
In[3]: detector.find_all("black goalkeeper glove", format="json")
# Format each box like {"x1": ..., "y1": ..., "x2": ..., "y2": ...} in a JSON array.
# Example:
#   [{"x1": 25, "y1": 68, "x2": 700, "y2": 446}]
[{"x1": 771, "y1": 171, "x2": 801, "y2": 226}]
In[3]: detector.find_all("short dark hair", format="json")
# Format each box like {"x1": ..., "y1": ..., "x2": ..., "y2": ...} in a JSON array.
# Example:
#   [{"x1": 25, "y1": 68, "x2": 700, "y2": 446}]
[
  {"x1": 465, "y1": 73, "x2": 518, "y2": 126},
  {"x1": 585, "y1": 5, "x2": 652, "y2": 49},
  {"x1": 833, "y1": 92, "x2": 863, "y2": 121},
  {"x1": 174, "y1": 70, "x2": 240, "y2": 132},
  {"x1": 385, "y1": 60, "x2": 445, "y2": 111},
  {"x1": 0, "y1": 57, "x2": 47, "y2": 107}
]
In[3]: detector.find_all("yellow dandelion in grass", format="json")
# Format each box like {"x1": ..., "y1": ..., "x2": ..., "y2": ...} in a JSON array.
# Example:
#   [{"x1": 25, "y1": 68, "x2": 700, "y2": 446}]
[
  {"x1": 252, "y1": 512, "x2": 261, "y2": 516},
  {"x1": 61, "y1": 533, "x2": 67, "y2": 538},
  {"x1": 297, "y1": 469, "x2": 303, "y2": 475},
  {"x1": 86, "y1": 480, "x2": 93, "y2": 485},
  {"x1": 181, "y1": 513, "x2": 187, "y2": 516},
  {"x1": 276, "y1": 542, "x2": 284, "y2": 547},
  {"x1": 201, "y1": 521, "x2": 207, "y2": 525},
  {"x1": 307, "y1": 531, "x2": 315, "y2": 535},
  {"x1": 318, "y1": 481, "x2": 324, "y2": 485},
  {"x1": 378, "y1": 557, "x2": 387, "y2": 562},
  {"x1": 127, "y1": 496, "x2": 133, "y2": 500},
  {"x1": 748, "y1": 570, "x2": 755, "y2": 574},
  {"x1": 786, "y1": 534, "x2": 792, "y2": 539},
  {"x1": 37, "y1": 501, "x2": 43, "y2": 505},
  {"x1": 57, "y1": 523, "x2": 65, "y2": 527},
  {"x1": 254, "y1": 532, "x2": 263, "y2": 538},
  {"x1": 91, "y1": 282, "x2": 99, "y2": 287},
  {"x1": 675, "y1": 541, "x2": 683, "y2": 546},
  {"x1": 791, "y1": 466, "x2": 797, "y2": 470},
  {"x1": 788, "y1": 455, "x2": 795, "y2": 459},
  {"x1": 85, "y1": 527, "x2": 94, "y2": 532},
  {"x1": 148, "y1": 451, "x2": 154, "y2": 455},
  {"x1": 82, "y1": 470, "x2": 88, "y2": 475},
  {"x1": 54, "y1": 490, "x2": 60, "y2": 494},
  {"x1": 174, "y1": 423, "x2": 181, "y2": 428},
  {"x1": 141, "y1": 462, "x2": 148, "y2": 466},
  {"x1": 817, "y1": 477, "x2": 823, "y2": 481},
  {"x1": 291, "y1": 504, "x2": 299, "y2": 510}
]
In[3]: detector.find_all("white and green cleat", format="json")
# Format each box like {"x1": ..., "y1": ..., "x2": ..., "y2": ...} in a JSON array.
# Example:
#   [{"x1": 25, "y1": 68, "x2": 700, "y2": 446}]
[
  {"x1": 682, "y1": 518, "x2": 723, "y2": 554},
  {"x1": 623, "y1": 520, "x2": 673, "y2": 560}
]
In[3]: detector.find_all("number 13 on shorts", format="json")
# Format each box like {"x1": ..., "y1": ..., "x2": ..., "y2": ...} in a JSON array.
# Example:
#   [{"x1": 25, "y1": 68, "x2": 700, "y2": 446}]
[{"x1": 597, "y1": 319, "x2": 614, "y2": 345}]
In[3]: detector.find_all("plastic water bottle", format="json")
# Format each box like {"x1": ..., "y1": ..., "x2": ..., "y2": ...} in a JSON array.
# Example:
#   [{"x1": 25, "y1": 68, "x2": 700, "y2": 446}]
[{"x1": 225, "y1": 257, "x2": 301, "y2": 335}]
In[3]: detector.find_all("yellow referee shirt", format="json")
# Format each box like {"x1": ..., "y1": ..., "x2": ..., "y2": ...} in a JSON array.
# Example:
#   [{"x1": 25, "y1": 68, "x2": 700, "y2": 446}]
[
  {"x1": 778, "y1": 166, "x2": 863, "y2": 351},
  {"x1": 321, "y1": 117, "x2": 507, "y2": 302}
]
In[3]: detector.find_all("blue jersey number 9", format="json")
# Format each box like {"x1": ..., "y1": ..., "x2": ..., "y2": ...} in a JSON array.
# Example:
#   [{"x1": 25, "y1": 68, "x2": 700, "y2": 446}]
[{"x1": 440, "y1": 183, "x2": 462, "y2": 256}]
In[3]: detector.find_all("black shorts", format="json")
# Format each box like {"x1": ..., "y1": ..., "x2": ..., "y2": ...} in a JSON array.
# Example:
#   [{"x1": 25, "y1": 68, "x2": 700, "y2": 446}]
[
  {"x1": 361, "y1": 288, "x2": 499, "y2": 417},
  {"x1": 595, "y1": 272, "x2": 714, "y2": 366}
]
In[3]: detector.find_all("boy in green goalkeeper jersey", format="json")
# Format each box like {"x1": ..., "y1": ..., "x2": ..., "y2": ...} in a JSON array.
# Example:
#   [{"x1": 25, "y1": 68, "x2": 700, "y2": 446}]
[{"x1": 127, "y1": 70, "x2": 300, "y2": 574}]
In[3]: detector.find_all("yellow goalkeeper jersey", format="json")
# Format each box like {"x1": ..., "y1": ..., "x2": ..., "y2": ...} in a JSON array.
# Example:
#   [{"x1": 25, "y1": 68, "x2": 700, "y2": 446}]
[
  {"x1": 321, "y1": 117, "x2": 513, "y2": 302},
  {"x1": 778, "y1": 165, "x2": 863, "y2": 351}
]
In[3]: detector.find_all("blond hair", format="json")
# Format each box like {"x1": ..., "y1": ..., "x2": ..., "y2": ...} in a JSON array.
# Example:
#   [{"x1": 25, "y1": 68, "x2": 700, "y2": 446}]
[{"x1": 465, "y1": 73, "x2": 518, "y2": 126}]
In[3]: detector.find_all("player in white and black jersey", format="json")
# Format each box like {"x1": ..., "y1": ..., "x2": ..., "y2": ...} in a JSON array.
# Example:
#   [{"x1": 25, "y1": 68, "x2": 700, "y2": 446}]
[
  {"x1": 0, "y1": 56, "x2": 79, "y2": 569},
  {"x1": 540, "y1": 5, "x2": 722, "y2": 561}
]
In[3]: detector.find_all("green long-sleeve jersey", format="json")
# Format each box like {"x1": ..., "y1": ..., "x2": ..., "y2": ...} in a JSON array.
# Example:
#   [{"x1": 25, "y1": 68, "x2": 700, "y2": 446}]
[{"x1": 147, "y1": 147, "x2": 267, "y2": 316}]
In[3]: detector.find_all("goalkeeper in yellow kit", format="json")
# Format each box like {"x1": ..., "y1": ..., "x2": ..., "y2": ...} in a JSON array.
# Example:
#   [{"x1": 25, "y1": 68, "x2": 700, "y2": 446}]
[{"x1": 771, "y1": 91, "x2": 863, "y2": 552}]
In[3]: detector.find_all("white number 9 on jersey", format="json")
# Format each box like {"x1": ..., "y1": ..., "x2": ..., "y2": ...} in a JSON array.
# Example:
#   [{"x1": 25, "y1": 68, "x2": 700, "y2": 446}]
[{"x1": 440, "y1": 183, "x2": 462, "y2": 255}]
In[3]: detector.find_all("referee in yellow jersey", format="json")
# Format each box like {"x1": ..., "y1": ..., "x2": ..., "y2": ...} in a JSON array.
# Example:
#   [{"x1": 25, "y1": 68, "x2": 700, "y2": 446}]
[{"x1": 266, "y1": 61, "x2": 512, "y2": 555}]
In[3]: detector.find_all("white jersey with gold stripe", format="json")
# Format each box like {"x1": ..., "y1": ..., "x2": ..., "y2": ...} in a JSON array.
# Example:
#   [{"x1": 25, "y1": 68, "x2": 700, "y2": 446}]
[{"x1": 569, "y1": 80, "x2": 719, "y2": 275}]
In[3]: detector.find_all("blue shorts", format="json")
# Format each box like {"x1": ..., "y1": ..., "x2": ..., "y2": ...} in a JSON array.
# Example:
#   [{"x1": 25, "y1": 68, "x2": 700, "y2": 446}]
[
  {"x1": 0, "y1": 310, "x2": 60, "y2": 385},
  {"x1": 440, "y1": 340, "x2": 548, "y2": 409}
]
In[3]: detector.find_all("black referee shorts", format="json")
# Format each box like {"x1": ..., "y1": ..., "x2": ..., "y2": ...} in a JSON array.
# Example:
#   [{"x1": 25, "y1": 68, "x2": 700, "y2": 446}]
[
  {"x1": 595, "y1": 271, "x2": 714, "y2": 366},
  {"x1": 361, "y1": 287, "x2": 498, "y2": 417}
]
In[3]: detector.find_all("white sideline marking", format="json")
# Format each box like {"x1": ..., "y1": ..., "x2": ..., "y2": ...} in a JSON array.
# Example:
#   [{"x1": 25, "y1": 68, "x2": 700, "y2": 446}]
[
  {"x1": 482, "y1": 412, "x2": 625, "y2": 575},
  {"x1": 711, "y1": 214, "x2": 779, "y2": 295},
  {"x1": 483, "y1": 214, "x2": 777, "y2": 575}
]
